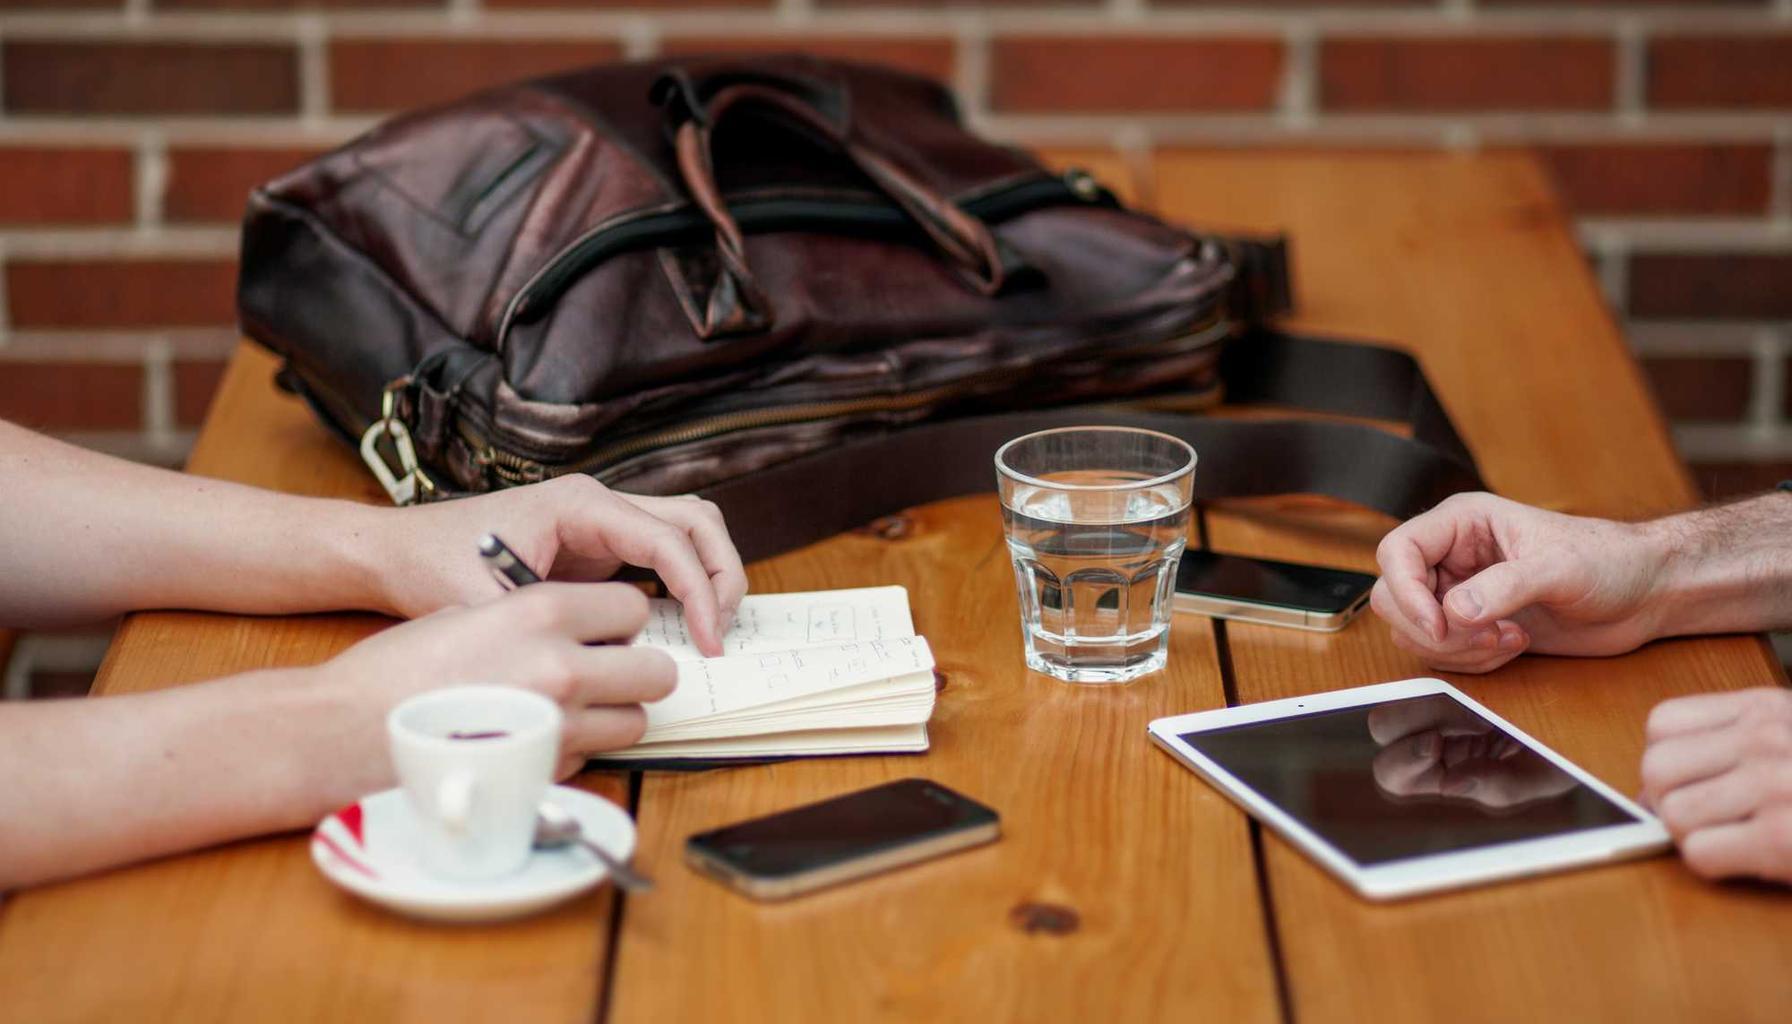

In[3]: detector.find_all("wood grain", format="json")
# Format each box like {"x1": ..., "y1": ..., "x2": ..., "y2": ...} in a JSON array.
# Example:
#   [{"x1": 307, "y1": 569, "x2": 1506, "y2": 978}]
[
  {"x1": 604, "y1": 497, "x2": 1279, "y2": 1024},
  {"x1": 602, "y1": 147, "x2": 1278, "y2": 1024},
  {"x1": 0, "y1": 348, "x2": 628, "y2": 1024},
  {"x1": 1153, "y1": 149, "x2": 1792, "y2": 1024}
]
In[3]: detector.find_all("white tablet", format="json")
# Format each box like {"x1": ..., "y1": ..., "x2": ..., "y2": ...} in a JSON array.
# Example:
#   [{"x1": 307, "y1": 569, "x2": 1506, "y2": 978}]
[{"x1": 1148, "y1": 678, "x2": 1670, "y2": 900}]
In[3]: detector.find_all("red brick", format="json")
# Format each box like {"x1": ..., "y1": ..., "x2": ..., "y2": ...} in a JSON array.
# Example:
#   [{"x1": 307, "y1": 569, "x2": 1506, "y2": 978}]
[
  {"x1": 2, "y1": 42, "x2": 299, "y2": 116},
  {"x1": 1483, "y1": 0, "x2": 1759, "y2": 5},
  {"x1": 0, "y1": 147, "x2": 136, "y2": 226},
  {"x1": 329, "y1": 39, "x2": 622, "y2": 113},
  {"x1": 661, "y1": 37, "x2": 957, "y2": 83},
  {"x1": 1648, "y1": 35, "x2": 1792, "y2": 110},
  {"x1": 165, "y1": 146, "x2": 331, "y2": 223},
  {"x1": 1690, "y1": 461, "x2": 1792, "y2": 500},
  {"x1": 990, "y1": 37, "x2": 1284, "y2": 114},
  {"x1": 817, "y1": 0, "x2": 1087, "y2": 6},
  {"x1": 1530, "y1": 142, "x2": 1772, "y2": 216},
  {"x1": 1638, "y1": 356, "x2": 1752, "y2": 421},
  {"x1": 174, "y1": 359, "x2": 230, "y2": 428},
  {"x1": 1629, "y1": 253, "x2": 1792, "y2": 320},
  {"x1": 1320, "y1": 37, "x2": 1614, "y2": 112},
  {"x1": 0, "y1": 362, "x2": 143, "y2": 431},
  {"x1": 6, "y1": 260, "x2": 239, "y2": 329},
  {"x1": 162, "y1": 0, "x2": 437, "y2": 7},
  {"x1": 1155, "y1": 0, "x2": 1430, "y2": 5},
  {"x1": 491, "y1": 0, "x2": 763, "y2": 7}
]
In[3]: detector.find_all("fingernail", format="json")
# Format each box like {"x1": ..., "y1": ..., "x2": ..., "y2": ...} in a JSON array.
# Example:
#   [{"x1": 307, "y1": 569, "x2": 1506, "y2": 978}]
[
  {"x1": 1475, "y1": 629, "x2": 1499, "y2": 649},
  {"x1": 1499, "y1": 630, "x2": 1524, "y2": 650},
  {"x1": 1417, "y1": 733, "x2": 1439, "y2": 758},
  {"x1": 1449, "y1": 587, "x2": 1483, "y2": 621}
]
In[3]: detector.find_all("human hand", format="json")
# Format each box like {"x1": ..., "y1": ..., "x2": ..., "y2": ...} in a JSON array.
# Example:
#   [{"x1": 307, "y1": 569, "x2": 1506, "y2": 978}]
[
  {"x1": 363, "y1": 475, "x2": 746, "y2": 656},
  {"x1": 312, "y1": 582, "x2": 675, "y2": 784},
  {"x1": 1367, "y1": 695, "x2": 1577, "y2": 809},
  {"x1": 1641, "y1": 687, "x2": 1792, "y2": 885},
  {"x1": 1370, "y1": 492, "x2": 1670, "y2": 673}
]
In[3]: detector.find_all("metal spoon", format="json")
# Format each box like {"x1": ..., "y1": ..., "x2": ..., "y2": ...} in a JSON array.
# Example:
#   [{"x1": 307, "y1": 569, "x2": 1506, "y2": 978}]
[{"x1": 533, "y1": 802, "x2": 654, "y2": 893}]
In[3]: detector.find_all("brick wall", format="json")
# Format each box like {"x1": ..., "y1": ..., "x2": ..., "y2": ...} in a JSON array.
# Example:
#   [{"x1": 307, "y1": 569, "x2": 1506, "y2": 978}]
[{"x1": 0, "y1": 0, "x2": 1788, "y2": 492}]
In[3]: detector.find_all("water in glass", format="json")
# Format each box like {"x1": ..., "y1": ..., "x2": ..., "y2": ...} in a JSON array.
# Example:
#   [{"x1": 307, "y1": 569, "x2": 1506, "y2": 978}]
[{"x1": 1003, "y1": 471, "x2": 1190, "y2": 683}]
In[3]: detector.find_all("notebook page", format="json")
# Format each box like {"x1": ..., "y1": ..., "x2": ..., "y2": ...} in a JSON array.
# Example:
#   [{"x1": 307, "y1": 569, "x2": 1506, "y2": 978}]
[
  {"x1": 636, "y1": 586, "x2": 914, "y2": 662},
  {"x1": 646, "y1": 636, "x2": 934, "y2": 728}
]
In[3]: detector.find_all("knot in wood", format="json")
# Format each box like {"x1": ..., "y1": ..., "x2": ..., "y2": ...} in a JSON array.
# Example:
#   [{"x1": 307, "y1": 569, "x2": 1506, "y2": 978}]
[
  {"x1": 854, "y1": 514, "x2": 913, "y2": 541},
  {"x1": 1009, "y1": 901, "x2": 1079, "y2": 936}
]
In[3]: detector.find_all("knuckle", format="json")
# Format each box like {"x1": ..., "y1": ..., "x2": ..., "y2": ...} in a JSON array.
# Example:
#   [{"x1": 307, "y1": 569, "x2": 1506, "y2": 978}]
[
  {"x1": 1638, "y1": 746, "x2": 1672, "y2": 795},
  {"x1": 1767, "y1": 814, "x2": 1792, "y2": 860},
  {"x1": 1746, "y1": 718, "x2": 1792, "y2": 758},
  {"x1": 1745, "y1": 688, "x2": 1788, "y2": 721},
  {"x1": 511, "y1": 589, "x2": 565, "y2": 631}
]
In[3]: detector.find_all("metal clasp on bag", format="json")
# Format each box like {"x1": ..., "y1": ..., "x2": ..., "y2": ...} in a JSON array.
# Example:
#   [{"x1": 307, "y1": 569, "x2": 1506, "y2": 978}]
[{"x1": 359, "y1": 380, "x2": 436, "y2": 506}]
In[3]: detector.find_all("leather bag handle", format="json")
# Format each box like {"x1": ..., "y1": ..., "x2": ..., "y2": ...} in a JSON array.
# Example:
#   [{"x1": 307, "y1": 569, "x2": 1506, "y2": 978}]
[{"x1": 658, "y1": 76, "x2": 1009, "y2": 337}]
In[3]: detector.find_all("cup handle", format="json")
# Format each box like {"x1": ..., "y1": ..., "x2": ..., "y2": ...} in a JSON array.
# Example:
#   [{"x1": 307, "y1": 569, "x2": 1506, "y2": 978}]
[{"x1": 436, "y1": 772, "x2": 476, "y2": 832}]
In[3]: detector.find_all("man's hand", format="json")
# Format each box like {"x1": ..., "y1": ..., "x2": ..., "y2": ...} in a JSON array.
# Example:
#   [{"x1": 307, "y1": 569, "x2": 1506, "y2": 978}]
[
  {"x1": 315, "y1": 582, "x2": 676, "y2": 782},
  {"x1": 365, "y1": 475, "x2": 747, "y2": 656},
  {"x1": 1641, "y1": 687, "x2": 1792, "y2": 885},
  {"x1": 1370, "y1": 492, "x2": 1671, "y2": 673}
]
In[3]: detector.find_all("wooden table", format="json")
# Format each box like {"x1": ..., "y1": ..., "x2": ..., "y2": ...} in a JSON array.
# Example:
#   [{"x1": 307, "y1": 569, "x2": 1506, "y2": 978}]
[{"x1": 1, "y1": 151, "x2": 1787, "y2": 1023}]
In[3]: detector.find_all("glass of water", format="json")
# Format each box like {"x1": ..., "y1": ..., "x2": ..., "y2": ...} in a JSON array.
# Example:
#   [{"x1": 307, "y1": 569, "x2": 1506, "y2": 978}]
[{"x1": 995, "y1": 427, "x2": 1196, "y2": 684}]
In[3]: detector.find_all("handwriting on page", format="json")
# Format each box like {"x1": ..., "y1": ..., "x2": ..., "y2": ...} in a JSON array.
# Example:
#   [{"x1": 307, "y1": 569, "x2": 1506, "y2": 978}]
[
  {"x1": 636, "y1": 586, "x2": 914, "y2": 661},
  {"x1": 646, "y1": 636, "x2": 934, "y2": 726}
]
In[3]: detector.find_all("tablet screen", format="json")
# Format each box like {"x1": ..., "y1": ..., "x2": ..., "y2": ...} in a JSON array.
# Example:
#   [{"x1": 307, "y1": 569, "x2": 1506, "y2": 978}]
[{"x1": 1179, "y1": 693, "x2": 1639, "y2": 865}]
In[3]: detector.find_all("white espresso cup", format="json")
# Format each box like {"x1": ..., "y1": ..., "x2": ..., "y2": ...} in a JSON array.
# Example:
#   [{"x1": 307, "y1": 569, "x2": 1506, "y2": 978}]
[{"x1": 387, "y1": 686, "x2": 563, "y2": 882}]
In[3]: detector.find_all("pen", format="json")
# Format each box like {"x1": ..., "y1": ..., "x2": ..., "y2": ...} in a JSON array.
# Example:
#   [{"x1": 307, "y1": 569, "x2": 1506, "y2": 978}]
[{"x1": 478, "y1": 533, "x2": 543, "y2": 590}]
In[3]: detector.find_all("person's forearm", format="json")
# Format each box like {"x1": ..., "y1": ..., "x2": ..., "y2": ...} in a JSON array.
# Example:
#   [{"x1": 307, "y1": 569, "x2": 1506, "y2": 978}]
[
  {"x1": 0, "y1": 666, "x2": 391, "y2": 890},
  {"x1": 1644, "y1": 493, "x2": 1792, "y2": 637},
  {"x1": 0, "y1": 420, "x2": 395, "y2": 627}
]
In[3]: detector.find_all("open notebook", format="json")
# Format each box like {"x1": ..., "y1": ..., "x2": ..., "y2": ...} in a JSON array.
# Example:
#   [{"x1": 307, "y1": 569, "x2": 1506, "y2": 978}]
[{"x1": 601, "y1": 586, "x2": 936, "y2": 761}]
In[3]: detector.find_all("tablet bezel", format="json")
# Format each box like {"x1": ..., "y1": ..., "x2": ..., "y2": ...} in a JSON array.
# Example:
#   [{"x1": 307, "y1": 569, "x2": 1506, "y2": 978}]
[{"x1": 1147, "y1": 677, "x2": 1670, "y2": 901}]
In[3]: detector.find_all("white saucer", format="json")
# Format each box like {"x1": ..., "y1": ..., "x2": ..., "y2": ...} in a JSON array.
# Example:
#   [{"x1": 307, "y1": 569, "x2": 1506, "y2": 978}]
[{"x1": 310, "y1": 783, "x2": 637, "y2": 923}]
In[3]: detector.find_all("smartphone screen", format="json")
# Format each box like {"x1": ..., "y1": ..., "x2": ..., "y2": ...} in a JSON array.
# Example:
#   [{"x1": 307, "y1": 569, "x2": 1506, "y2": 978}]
[
  {"x1": 1176, "y1": 550, "x2": 1376, "y2": 613},
  {"x1": 686, "y1": 778, "x2": 998, "y2": 883}
]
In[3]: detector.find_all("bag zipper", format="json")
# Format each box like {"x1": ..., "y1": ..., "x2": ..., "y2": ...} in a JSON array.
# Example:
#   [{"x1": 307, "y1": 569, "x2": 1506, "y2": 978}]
[
  {"x1": 498, "y1": 169, "x2": 1113, "y2": 341},
  {"x1": 461, "y1": 304, "x2": 1227, "y2": 486}
]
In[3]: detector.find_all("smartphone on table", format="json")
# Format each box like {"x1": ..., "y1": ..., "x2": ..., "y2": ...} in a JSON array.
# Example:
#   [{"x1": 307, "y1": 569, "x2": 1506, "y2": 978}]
[
  {"x1": 1174, "y1": 550, "x2": 1376, "y2": 632},
  {"x1": 685, "y1": 778, "x2": 1000, "y2": 901}
]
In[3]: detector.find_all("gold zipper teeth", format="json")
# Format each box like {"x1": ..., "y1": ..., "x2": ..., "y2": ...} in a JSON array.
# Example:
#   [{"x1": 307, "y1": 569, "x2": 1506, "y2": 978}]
[{"x1": 469, "y1": 311, "x2": 1227, "y2": 484}]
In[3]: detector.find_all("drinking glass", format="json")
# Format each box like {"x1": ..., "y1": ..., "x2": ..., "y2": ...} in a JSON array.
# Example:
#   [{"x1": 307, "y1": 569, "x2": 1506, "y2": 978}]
[{"x1": 995, "y1": 427, "x2": 1196, "y2": 684}]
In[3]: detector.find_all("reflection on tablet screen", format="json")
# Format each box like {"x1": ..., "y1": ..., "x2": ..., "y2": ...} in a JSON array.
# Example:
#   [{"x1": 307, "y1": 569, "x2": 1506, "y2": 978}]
[{"x1": 1181, "y1": 694, "x2": 1638, "y2": 865}]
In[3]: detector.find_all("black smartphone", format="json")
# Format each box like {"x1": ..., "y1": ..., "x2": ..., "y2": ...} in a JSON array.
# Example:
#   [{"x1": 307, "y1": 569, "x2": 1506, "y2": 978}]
[
  {"x1": 1174, "y1": 550, "x2": 1377, "y2": 632},
  {"x1": 685, "y1": 778, "x2": 1000, "y2": 901}
]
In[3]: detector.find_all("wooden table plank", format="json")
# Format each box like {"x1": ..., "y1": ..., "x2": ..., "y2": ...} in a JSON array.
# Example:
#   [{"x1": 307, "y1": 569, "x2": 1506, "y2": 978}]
[
  {"x1": 1152, "y1": 149, "x2": 1792, "y2": 1023},
  {"x1": 0, "y1": 347, "x2": 629, "y2": 1023},
  {"x1": 604, "y1": 499, "x2": 1279, "y2": 1023}
]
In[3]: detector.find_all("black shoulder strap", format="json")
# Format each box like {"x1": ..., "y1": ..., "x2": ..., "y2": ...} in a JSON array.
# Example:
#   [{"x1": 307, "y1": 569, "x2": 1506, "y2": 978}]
[{"x1": 697, "y1": 329, "x2": 1484, "y2": 563}]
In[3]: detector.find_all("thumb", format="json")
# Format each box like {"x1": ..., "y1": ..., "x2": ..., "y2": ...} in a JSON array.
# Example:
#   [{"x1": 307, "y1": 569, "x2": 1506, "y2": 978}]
[{"x1": 1443, "y1": 558, "x2": 1567, "y2": 628}]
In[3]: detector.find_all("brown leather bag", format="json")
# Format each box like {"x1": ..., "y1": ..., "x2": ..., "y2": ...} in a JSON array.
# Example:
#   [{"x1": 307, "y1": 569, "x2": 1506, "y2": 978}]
[{"x1": 239, "y1": 55, "x2": 1480, "y2": 559}]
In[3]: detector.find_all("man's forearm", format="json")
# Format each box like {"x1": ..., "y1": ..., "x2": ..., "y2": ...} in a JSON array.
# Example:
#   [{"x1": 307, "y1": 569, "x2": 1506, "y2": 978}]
[
  {"x1": 0, "y1": 420, "x2": 395, "y2": 627},
  {"x1": 1645, "y1": 492, "x2": 1792, "y2": 638},
  {"x1": 0, "y1": 666, "x2": 390, "y2": 890}
]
